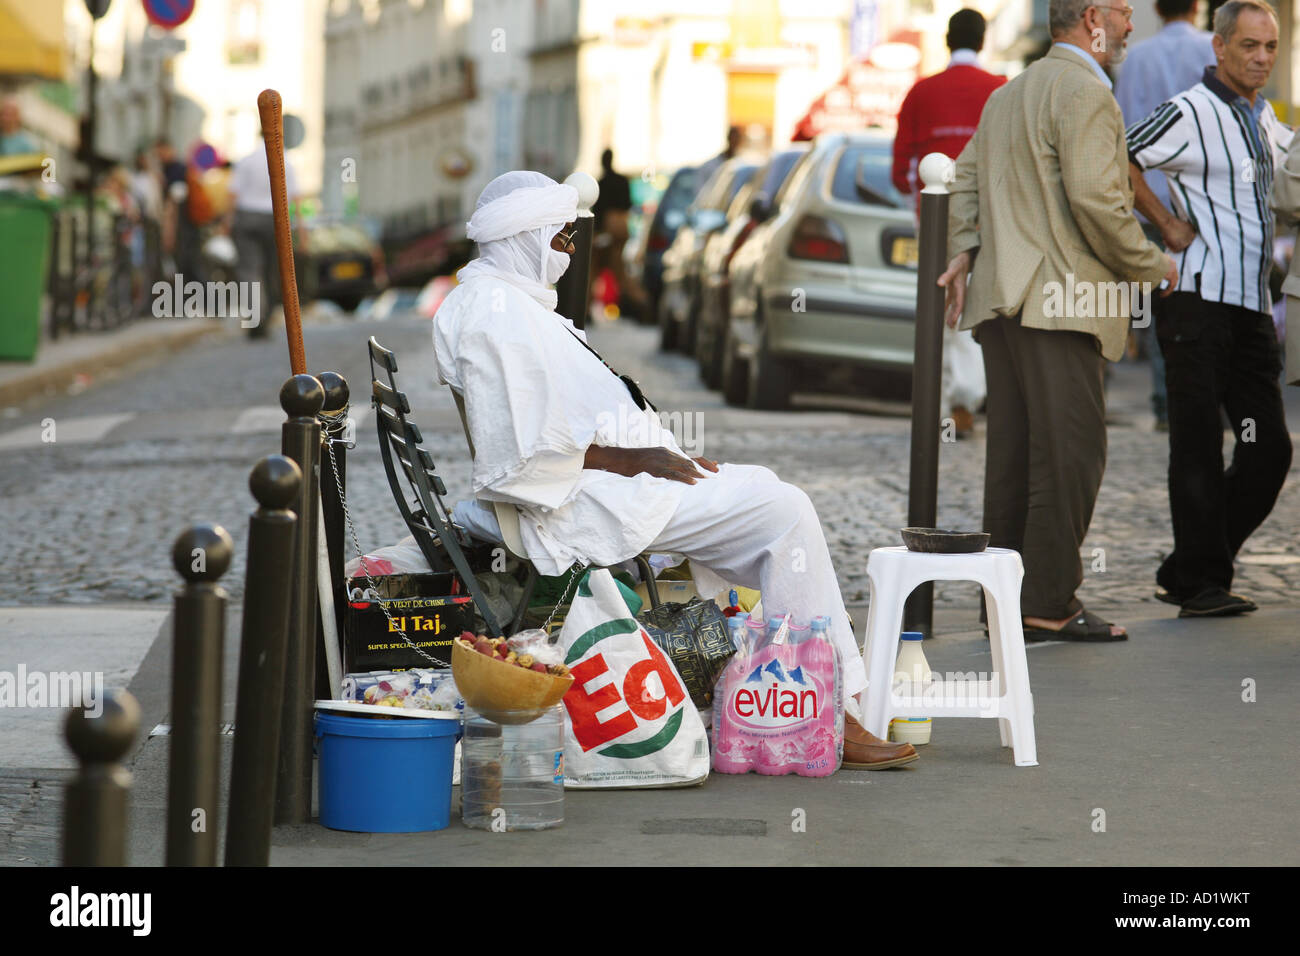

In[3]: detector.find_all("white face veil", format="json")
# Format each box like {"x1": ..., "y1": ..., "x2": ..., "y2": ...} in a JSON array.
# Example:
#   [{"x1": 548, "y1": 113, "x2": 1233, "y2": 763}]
[{"x1": 457, "y1": 171, "x2": 579, "y2": 312}]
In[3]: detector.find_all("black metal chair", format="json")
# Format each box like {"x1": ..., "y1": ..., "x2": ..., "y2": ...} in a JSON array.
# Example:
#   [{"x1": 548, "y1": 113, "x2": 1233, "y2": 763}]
[
  {"x1": 368, "y1": 336, "x2": 662, "y2": 638},
  {"x1": 367, "y1": 336, "x2": 534, "y2": 637}
]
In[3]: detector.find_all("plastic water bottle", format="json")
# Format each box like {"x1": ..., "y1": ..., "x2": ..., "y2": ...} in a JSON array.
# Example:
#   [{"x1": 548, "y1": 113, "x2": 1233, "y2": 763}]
[
  {"x1": 890, "y1": 632, "x2": 933, "y2": 746},
  {"x1": 744, "y1": 612, "x2": 768, "y2": 649},
  {"x1": 726, "y1": 613, "x2": 748, "y2": 648},
  {"x1": 808, "y1": 615, "x2": 831, "y2": 645},
  {"x1": 461, "y1": 704, "x2": 564, "y2": 830}
]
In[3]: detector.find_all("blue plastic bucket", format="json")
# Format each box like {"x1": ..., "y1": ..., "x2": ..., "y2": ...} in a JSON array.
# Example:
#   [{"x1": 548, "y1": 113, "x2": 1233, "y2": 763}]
[{"x1": 314, "y1": 711, "x2": 460, "y2": 832}]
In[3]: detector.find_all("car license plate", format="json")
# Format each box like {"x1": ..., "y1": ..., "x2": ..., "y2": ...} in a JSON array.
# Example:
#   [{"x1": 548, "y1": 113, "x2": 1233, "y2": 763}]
[
  {"x1": 890, "y1": 237, "x2": 918, "y2": 268},
  {"x1": 331, "y1": 260, "x2": 364, "y2": 280}
]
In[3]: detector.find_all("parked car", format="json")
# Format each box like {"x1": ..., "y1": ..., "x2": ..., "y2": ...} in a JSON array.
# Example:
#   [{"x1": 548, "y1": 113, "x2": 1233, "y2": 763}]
[
  {"x1": 657, "y1": 158, "x2": 759, "y2": 353},
  {"x1": 694, "y1": 145, "x2": 809, "y2": 388},
  {"x1": 294, "y1": 218, "x2": 387, "y2": 313},
  {"x1": 636, "y1": 166, "x2": 698, "y2": 326},
  {"x1": 722, "y1": 130, "x2": 916, "y2": 409}
]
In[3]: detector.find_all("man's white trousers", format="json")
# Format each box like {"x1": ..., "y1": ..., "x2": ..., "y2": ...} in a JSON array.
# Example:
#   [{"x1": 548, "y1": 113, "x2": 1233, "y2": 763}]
[{"x1": 645, "y1": 463, "x2": 868, "y2": 697}]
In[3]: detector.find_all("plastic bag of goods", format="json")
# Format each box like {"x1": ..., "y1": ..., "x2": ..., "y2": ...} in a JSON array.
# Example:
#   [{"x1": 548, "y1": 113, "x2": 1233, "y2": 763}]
[
  {"x1": 341, "y1": 668, "x2": 462, "y2": 713},
  {"x1": 558, "y1": 569, "x2": 710, "y2": 788},
  {"x1": 711, "y1": 614, "x2": 843, "y2": 777}
]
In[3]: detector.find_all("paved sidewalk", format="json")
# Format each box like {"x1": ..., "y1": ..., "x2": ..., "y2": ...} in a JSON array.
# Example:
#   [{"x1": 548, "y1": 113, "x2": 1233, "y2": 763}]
[
  {"x1": 0, "y1": 318, "x2": 230, "y2": 411},
  {"x1": 10, "y1": 600, "x2": 1285, "y2": 868}
]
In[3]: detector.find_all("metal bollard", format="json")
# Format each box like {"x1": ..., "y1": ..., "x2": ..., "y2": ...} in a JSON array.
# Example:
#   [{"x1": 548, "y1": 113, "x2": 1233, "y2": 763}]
[
  {"x1": 903, "y1": 153, "x2": 955, "y2": 638},
  {"x1": 226, "y1": 456, "x2": 301, "y2": 867},
  {"x1": 62, "y1": 689, "x2": 140, "y2": 866},
  {"x1": 165, "y1": 523, "x2": 232, "y2": 866},
  {"x1": 315, "y1": 370, "x2": 349, "y2": 699},
  {"x1": 555, "y1": 171, "x2": 599, "y2": 330},
  {"x1": 276, "y1": 373, "x2": 324, "y2": 825}
]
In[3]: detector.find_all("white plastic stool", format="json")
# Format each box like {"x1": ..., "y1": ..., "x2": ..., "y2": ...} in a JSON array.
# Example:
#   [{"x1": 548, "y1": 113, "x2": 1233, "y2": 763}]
[{"x1": 860, "y1": 546, "x2": 1037, "y2": 766}]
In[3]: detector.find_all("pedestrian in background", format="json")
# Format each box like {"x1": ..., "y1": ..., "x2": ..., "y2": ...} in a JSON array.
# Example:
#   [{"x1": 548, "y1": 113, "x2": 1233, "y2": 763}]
[
  {"x1": 892, "y1": 8, "x2": 1004, "y2": 438},
  {"x1": 695, "y1": 126, "x2": 743, "y2": 187},
  {"x1": 229, "y1": 142, "x2": 300, "y2": 339},
  {"x1": 1127, "y1": 0, "x2": 1291, "y2": 617},
  {"x1": 130, "y1": 149, "x2": 164, "y2": 286},
  {"x1": 939, "y1": 0, "x2": 1176, "y2": 641},
  {"x1": 590, "y1": 148, "x2": 636, "y2": 316},
  {"x1": 0, "y1": 96, "x2": 36, "y2": 155},
  {"x1": 1115, "y1": 0, "x2": 1216, "y2": 430},
  {"x1": 154, "y1": 138, "x2": 205, "y2": 284}
]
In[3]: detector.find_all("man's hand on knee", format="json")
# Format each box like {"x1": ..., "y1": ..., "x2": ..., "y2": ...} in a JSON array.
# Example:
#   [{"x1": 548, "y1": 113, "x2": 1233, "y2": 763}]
[{"x1": 585, "y1": 445, "x2": 714, "y2": 484}]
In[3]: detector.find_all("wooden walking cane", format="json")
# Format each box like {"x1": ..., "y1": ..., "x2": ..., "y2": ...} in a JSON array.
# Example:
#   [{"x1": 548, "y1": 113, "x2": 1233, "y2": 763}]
[{"x1": 258, "y1": 89, "x2": 307, "y2": 375}]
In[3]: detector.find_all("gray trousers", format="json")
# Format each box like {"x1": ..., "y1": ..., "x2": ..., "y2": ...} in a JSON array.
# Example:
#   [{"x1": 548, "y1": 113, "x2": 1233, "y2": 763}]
[
  {"x1": 232, "y1": 210, "x2": 281, "y2": 320},
  {"x1": 977, "y1": 312, "x2": 1107, "y2": 619}
]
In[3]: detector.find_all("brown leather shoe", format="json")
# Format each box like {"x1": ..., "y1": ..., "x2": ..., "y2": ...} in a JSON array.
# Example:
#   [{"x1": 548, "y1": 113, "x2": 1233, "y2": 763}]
[
  {"x1": 950, "y1": 405, "x2": 974, "y2": 438},
  {"x1": 842, "y1": 715, "x2": 919, "y2": 770}
]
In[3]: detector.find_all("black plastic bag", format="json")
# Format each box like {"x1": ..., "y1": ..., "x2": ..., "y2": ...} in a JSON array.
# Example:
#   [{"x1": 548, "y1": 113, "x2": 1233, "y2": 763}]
[{"x1": 638, "y1": 598, "x2": 739, "y2": 710}]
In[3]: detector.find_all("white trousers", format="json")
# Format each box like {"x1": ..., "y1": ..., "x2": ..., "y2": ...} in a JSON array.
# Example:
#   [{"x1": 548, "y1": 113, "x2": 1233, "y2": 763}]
[
  {"x1": 941, "y1": 325, "x2": 986, "y2": 417},
  {"x1": 644, "y1": 463, "x2": 868, "y2": 697}
]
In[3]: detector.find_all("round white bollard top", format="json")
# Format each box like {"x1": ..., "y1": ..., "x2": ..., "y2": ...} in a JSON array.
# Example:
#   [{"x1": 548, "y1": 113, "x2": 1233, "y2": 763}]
[
  {"x1": 565, "y1": 171, "x2": 600, "y2": 214},
  {"x1": 919, "y1": 153, "x2": 955, "y2": 194}
]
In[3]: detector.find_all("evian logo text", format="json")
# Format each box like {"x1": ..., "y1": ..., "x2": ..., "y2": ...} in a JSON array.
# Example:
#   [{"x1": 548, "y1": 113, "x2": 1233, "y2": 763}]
[{"x1": 730, "y1": 658, "x2": 823, "y2": 730}]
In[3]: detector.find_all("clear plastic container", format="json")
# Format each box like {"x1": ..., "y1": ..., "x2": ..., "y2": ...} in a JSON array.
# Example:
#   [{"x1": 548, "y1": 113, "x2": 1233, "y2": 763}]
[{"x1": 460, "y1": 705, "x2": 564, "y2": 830}]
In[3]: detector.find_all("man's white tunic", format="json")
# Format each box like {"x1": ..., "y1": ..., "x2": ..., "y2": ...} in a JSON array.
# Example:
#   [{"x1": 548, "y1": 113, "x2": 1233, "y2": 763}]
[{"x1": 435, "y1": 275, "x2": 686, "y2": 576}]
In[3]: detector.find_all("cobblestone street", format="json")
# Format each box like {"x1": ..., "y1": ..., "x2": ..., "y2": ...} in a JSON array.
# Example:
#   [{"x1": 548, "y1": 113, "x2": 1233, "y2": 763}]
[{"x1": 4, "y1": 311, "x2": 1300, "y2": 614}]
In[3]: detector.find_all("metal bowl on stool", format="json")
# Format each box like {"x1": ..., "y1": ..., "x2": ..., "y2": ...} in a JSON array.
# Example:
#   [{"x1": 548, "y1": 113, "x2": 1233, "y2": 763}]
[{"x1": 900, "y1": 527, "x2": 990, "y2": 554}]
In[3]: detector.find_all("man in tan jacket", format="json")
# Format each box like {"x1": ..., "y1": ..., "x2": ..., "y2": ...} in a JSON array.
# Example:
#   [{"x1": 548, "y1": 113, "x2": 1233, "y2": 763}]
[
  {"x1": 938, "y1": 0, "x2": 1176, "y2": 640},
  {"x1": 1273, "y1": 125, "x2": 1300, "y2": 387}
]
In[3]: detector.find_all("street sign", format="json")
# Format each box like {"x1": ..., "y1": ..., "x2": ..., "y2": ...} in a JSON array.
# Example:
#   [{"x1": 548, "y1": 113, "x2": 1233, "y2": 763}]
[
  {"x1": 85, "y1": 0, "x2": 112, "y2": 19},
  {"x1": 143, "y1": 31, "x2": 187, "y2": 56},
  {"x1": 192, "y1": 142, "x2": 220, "y2": 170},
  {"x1": 143, "y1": 0, "x2": 196, "y2": 29}
]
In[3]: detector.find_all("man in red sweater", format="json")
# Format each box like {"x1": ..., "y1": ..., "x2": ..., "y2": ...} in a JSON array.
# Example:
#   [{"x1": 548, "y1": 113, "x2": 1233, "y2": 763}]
[
  {"x1": 892, "y1": 9, "x2": 1006, "y2": 200},
  {"x1": 892, "y1": 8, "x2": 1005, "y2": 436}
]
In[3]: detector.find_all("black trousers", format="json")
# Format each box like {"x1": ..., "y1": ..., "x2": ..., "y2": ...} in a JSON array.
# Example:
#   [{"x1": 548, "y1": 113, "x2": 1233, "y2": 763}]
[
  {"x1": 1155, "y1": 291, "x2": 1291, "y2": 596},
  {"x1": 979, "y1": 313, "x2": 1108, "y2": 619}
]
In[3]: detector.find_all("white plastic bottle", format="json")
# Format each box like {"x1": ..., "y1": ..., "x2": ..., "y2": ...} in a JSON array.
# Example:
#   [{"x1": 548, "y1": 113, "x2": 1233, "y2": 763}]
[{"x1": 890, "y1": 631, "x2": 932, "y2": 746}]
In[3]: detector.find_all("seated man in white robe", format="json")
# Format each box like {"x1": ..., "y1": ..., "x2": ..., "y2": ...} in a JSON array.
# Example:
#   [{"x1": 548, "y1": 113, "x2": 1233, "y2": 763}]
[{"x1": 434, "y1": 171, "x2": 916, "y2": 770}]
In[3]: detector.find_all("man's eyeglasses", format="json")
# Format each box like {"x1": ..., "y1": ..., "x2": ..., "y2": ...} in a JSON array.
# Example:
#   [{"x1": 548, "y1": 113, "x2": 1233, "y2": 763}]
[
  {"x1": 1093, "y1": 4, "x2": 1134, "y2": 19},
  {"x1": 554, "y1": 224, "x2": 578, "y2": 250}
]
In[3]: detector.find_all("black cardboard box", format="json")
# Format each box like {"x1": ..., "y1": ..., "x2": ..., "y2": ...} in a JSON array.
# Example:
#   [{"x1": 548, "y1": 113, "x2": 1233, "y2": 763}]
[{"x1": 344, "y1": 571, "x2": 476, "y2": 671}]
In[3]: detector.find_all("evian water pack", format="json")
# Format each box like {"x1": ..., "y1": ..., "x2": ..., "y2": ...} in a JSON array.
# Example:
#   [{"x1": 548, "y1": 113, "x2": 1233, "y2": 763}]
[{"x1": 711, "y1": 614, "x2": 844, "y2": 776}]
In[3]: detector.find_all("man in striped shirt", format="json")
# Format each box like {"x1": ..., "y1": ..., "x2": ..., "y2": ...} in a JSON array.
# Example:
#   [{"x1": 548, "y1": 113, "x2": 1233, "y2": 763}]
[
  {"x1": 1126, "y1": 0, "x2": 1293, "y2": 617},
  {"x1": 1114, "y1": 0, "x2": 1216, "y2": 429}
]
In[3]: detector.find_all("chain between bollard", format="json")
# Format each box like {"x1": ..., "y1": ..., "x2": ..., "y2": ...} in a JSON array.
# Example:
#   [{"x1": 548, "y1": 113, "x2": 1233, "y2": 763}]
[{"x1": 322, "y1": 400, "x2": 442, "y2": 667}]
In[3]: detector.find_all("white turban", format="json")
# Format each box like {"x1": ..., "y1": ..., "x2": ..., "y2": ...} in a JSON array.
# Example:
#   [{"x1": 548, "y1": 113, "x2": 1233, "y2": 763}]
[{"x1": 457, "y1": 171, "x2": 579, "y2": 311}]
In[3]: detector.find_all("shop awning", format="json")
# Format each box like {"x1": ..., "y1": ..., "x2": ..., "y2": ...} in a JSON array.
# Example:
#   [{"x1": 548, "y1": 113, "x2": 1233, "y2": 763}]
[{"x1": 0, "y1": 1, "x2": 65, "y2": 81}]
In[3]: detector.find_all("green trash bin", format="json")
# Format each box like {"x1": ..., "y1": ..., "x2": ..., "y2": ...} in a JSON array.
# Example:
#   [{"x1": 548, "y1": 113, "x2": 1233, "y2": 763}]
[{"x1": 0, "y1": 191, "x2": 56, "y2": 361}]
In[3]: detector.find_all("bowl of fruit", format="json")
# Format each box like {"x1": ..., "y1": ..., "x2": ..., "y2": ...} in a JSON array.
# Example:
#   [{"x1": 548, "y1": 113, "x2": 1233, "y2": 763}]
[{"x1": 451, "y1": 631, "x2": 574, "y2": 725}]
